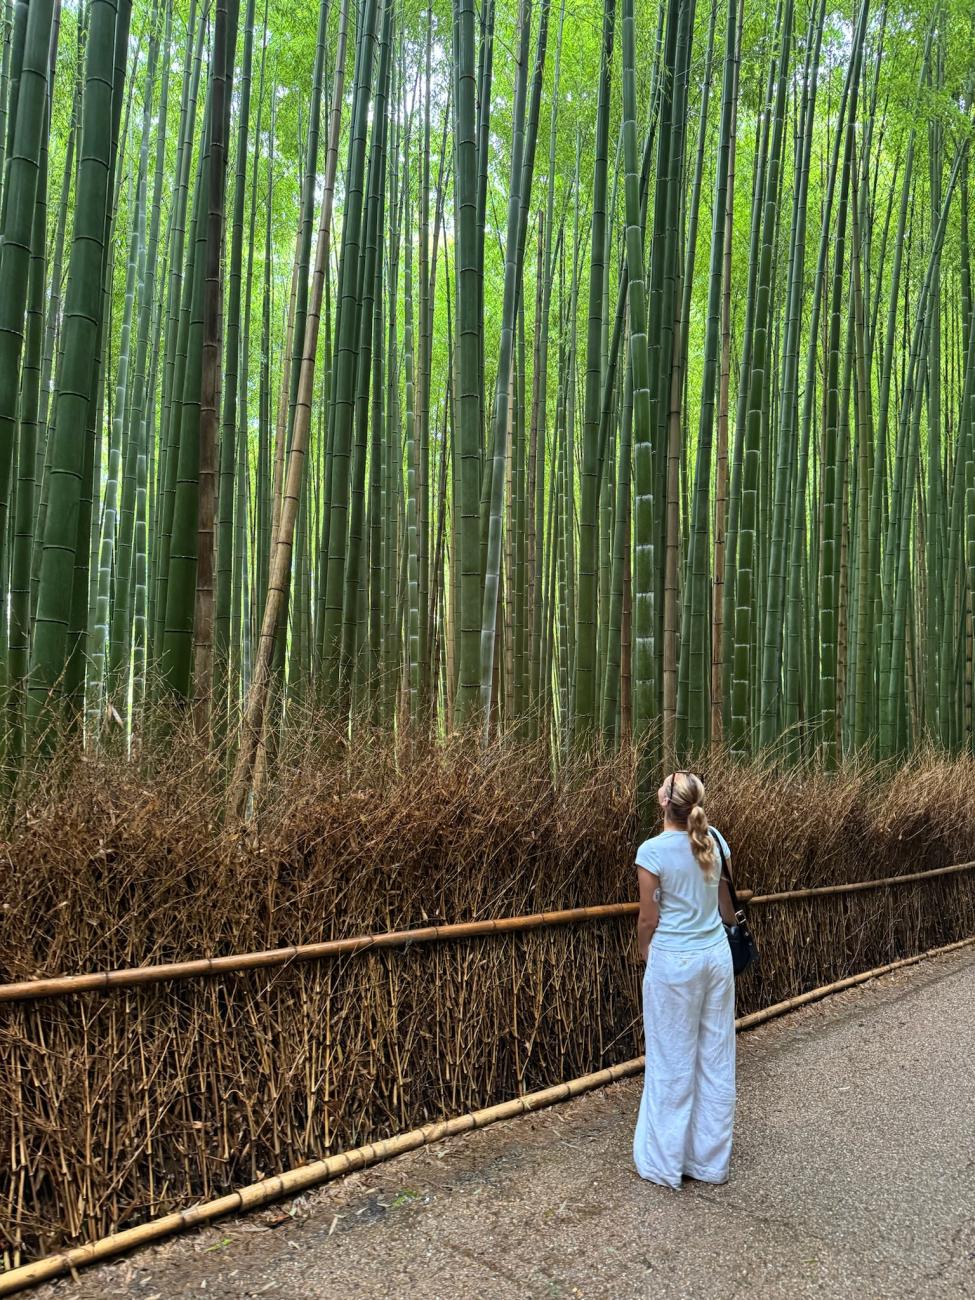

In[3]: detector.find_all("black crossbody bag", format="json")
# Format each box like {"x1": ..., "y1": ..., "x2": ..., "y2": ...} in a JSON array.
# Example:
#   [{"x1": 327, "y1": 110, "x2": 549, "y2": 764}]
[{"x1": 709, "y1": 828, "x2": 759, "y2": 976}]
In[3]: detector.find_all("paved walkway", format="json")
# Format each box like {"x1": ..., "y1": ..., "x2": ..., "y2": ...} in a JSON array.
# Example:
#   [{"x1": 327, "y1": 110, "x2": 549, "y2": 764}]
[{"x1": 39, "y1": 948, "x2": 975, "y2": 1300}]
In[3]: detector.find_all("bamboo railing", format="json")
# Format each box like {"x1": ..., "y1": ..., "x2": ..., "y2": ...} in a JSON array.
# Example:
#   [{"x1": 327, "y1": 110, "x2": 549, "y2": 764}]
[
  {"x1": 742, "y1": 859, "x2": 975, "y2": 903},
  {"x1": 2, "y1": 859, "x2": 973, "y2": 1004}
]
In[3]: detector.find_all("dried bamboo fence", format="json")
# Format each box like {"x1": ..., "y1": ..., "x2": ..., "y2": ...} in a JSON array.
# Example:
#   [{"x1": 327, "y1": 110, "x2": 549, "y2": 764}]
[
  {"x1": 6, "y1": 931, "x2": 975, "y2": 1299},
  {"x1": 1, "y1": 860, "x2": 974, "y2": 1269}
]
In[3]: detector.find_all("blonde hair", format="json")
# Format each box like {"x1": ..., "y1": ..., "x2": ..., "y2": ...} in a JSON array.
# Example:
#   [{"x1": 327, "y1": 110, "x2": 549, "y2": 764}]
[{"x1": 665, "y1": 772, "x2": 716, "y2": 875}]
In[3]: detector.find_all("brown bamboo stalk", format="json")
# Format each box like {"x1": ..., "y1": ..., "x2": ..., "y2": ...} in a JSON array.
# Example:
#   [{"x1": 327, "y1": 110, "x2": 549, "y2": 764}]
[
  {"x1": 227, "y1": 0, "x2": 350, "y2": 816},
  {"x1": 269, "y1": 251, "x2": 301, "y2": 566},
  {"x1": 4, "y1": 933, "x2": 972, "y2": 1297}
]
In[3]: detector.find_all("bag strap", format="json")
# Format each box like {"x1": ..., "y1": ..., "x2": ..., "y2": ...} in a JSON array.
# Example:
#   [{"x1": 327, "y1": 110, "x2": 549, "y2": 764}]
[{"x1": 708, "y1": 827, "x2": 743, "y2": 914}]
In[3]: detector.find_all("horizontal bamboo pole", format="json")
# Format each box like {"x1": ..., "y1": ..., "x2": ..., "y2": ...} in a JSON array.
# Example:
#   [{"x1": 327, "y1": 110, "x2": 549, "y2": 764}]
[
  {"x1": 3, "y1": 932, "x2": 972, "y2": 1297},
  {"x1": 2, "y1": 859, "x2": 973, "y2": 1004},
  {"x1": 745, "y1": 859, "x2": 975, "y2": 905},
  {"x1": 0, "y1": 903, "x2": 646, "y2": 1003}
]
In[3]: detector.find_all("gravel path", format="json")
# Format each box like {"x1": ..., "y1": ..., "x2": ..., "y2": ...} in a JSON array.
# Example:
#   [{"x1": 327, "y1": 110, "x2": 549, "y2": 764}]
[{"x1": 37, "y1": 947, "x2": 975, "y2": 1300}]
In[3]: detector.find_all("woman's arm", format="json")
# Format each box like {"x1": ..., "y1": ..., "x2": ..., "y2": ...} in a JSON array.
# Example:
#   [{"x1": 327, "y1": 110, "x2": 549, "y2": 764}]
[
  {"x1": 715, "y1": 833, "x2": 737, "y2": 924},
  {"x1": 637, "y1": 869, "x2": 661, "y2": 962},
  {"x1": 718, "y1": 877, "x2": 737, "y2": 925}
]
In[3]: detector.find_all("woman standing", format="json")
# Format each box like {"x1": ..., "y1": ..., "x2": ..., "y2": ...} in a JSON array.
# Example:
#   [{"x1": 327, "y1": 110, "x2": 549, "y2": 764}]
[{"x1": 633, "y1": 772, "x2": 737, "y2": 1188}]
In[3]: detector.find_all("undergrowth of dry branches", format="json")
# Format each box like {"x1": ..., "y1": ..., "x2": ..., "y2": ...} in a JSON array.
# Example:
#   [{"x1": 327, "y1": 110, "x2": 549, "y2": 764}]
[
  {"x1": 1, "y1": 719, "x2": 974, "y2": 1263},
  {"x1": 2, "y1": 718, "x2": 974, "y2": 979}
]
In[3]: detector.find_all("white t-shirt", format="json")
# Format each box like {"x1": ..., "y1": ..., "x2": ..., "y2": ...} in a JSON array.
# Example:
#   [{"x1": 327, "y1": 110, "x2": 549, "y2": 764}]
[{"x1": 635, "y1": 826, "x2": 730, "y2": 952}]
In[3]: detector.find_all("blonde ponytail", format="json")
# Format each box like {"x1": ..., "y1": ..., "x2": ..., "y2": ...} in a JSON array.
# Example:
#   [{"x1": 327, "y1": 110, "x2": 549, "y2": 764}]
[
  {"x1": 664, "y1": 771, "x2": 716, "y2": 874},
  {"x1": 687, "y1": 804, "x2": 716, "y2": 875}
]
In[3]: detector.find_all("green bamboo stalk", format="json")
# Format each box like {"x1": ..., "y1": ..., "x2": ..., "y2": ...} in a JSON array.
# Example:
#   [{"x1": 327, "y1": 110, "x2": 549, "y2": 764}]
[
  {"x1": 573, "y1": 0, "x2": 614, "y2": 742},
  {"x1": 190, "y1": 0, "x2": 239, "y2": 725},
  {"x1": 7, "y1": 8, "x2": 56, "y2": 758},
  {"x1": 680, "y1": 0, "x2": 738, "y2": 752},
  {"x1": 150, "y1": 1, "x2": 204, "y2": 664},
  {"x1": 319, "y1": 0, "x2": 381, "y2": 706},
  {"x1": 29, "y1": 0, "x2": 131, "y2": 739},
  {"x1": 0, "y1": 0, "x2": 56, "y2": 644},
  {"x1": 479, "y1": 0, "x2": 550, "y2": 735},
  {"x1": 214, "y1": 0, "x2": 257, "y2": 724},
  {"x1": 732, "y1": 0, "x2": 793, "y2": 756},
  {"x1": 159, "y1": 86, "x2": 211, "y2": 700},
  {"x1": 111, "y1": 0, "x2": 169, "y2": 710},
  {"x1": 90, "y1": 153, "x2": 141, "y2": 724}
]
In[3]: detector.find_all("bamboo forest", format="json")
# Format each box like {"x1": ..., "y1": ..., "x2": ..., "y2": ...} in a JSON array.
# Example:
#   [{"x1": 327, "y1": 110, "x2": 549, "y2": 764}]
[
  {"x1": 1, "y1": 0, "x2": 974, "y2": 785},
  {"x1": 8, "y1": 0, "x2": 975, "y2": 1284}
]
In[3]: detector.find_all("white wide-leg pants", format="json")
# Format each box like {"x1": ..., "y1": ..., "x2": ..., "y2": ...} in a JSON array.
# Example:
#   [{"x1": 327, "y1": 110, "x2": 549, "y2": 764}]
[{"x1": 633, "y1": 940, "x2": 736, "y2": 1189}]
